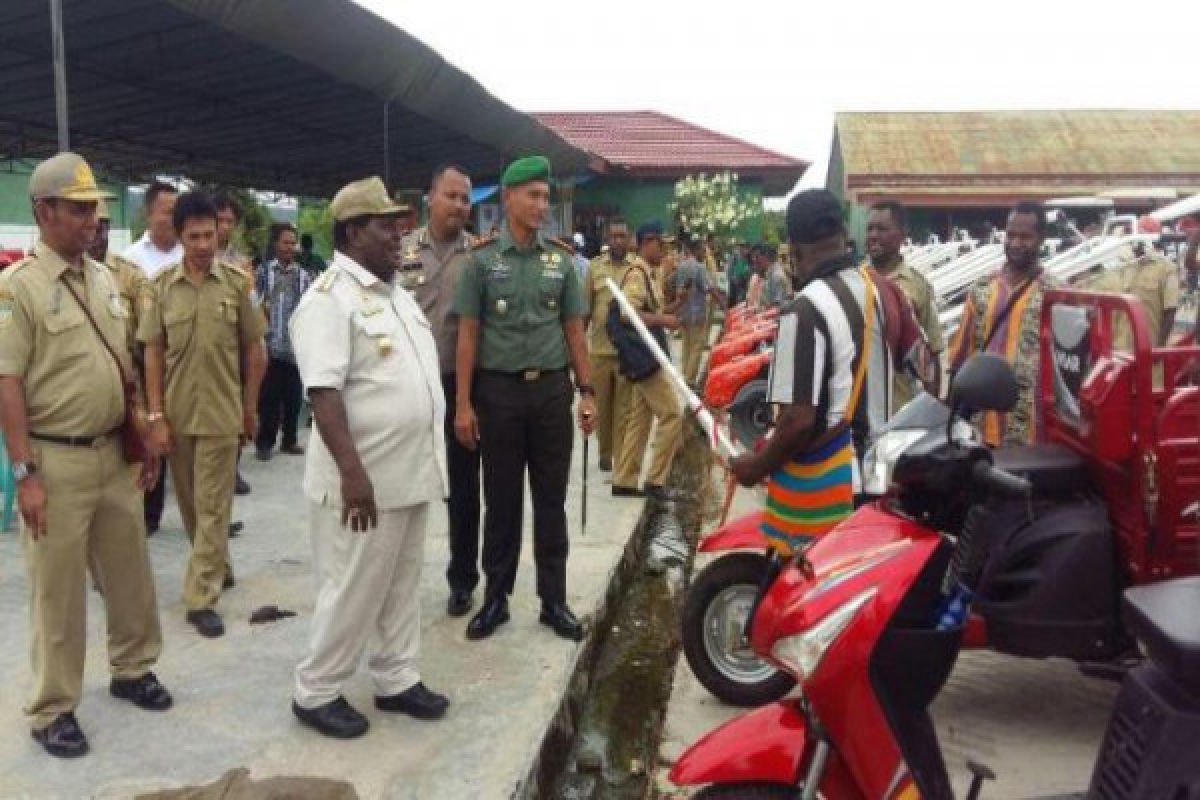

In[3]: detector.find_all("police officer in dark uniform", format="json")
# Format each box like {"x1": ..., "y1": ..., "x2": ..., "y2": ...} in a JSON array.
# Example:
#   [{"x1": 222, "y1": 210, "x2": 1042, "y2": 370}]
[{"x1": 452, "y1": 155, "x2": 596, "y2": 642}]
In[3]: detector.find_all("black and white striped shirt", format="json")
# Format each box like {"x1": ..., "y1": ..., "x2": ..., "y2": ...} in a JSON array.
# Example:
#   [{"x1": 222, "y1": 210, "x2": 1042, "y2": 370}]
[{"x1": 766, "y1": 254, "x2": 891, "y2": 462}]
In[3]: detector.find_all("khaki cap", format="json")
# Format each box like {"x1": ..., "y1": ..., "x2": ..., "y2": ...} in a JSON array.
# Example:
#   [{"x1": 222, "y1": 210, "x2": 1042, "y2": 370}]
[
  {"x1": 330, "y1": 176, "x2": 406, "y2": 222},
  {"x1": 29, "y1": 152, "x2": 115, "y2": 202},
  {"x1": 97, "y1": 198, "x2": 111, "y2": 220}
]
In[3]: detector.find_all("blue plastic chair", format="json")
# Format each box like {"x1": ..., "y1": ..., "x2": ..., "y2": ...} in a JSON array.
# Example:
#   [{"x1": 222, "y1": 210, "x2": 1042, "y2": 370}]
[{"x1": 0, "y1": 432, "x2": 16, "y2": 532}]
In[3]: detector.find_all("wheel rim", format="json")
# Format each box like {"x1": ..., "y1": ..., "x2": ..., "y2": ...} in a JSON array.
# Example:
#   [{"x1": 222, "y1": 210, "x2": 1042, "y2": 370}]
[{"x1": 702, "y1": 584, "x2": 779, "y2": 685}]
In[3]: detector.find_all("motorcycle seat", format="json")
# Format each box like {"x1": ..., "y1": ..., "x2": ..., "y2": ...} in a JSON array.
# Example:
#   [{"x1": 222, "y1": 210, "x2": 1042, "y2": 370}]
[
  {"x1": 990, "y1": 444, "x2": 1089, "y2": 494},
  {"x1": 1122, "y1": 578, "x2": 1200, "y2": 694}
]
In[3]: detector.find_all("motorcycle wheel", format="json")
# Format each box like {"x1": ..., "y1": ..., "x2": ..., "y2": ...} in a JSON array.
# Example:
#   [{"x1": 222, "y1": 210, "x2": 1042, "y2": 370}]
[
  {"x1": 694, "y1": 783, "x2": 801, "y2": 799},
  {"x1": 682, "y1": 552, "x2": 796, "y2": 707},
  {"x1": 729, "y1": 379, "x2": 771, "y2": 450}
]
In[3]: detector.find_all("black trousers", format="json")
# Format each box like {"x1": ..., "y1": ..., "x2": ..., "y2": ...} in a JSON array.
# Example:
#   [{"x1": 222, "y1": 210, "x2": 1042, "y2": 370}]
[
  {"x1": 475, "y1": 369, "x2": 573, "y2": 605},
  {"x1": 442, "y1": 373, "x2": 482, "y2": 593},
  {"x1": 145, "y1": 469, "x2": 166, "y2": 529},
  {"x1": 257, "y1": 357, "x2": 303, "y2": 451}
]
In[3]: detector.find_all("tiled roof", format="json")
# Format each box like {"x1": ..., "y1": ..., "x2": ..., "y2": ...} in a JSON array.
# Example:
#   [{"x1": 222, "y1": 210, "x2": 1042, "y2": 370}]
[
  {"x1": 534, "y1": 111, "x2": 808, "y2": 190},
  {"x1": 836, "y1": 111, "x2": 1200, "y2": 183}
]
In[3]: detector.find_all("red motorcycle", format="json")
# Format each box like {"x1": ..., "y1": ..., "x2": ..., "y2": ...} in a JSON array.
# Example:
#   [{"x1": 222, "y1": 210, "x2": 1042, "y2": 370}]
[
  {"x1": 670, "y1": 354, "x2": 1200, "y2": 799},
  {"x1": 682, "y1": 289, "x2": 1200, "y2": 706}
]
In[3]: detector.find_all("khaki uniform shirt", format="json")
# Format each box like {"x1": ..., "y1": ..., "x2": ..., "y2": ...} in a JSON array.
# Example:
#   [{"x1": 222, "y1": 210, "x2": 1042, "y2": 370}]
[
  {"x1": 876, "y1": 255, "x2": 944, "y2": 353},
  {"x1": 620, "y1": 261, "x2": 663, "y2": 316},
  {"x1": 453, "y1": 225, "x2": 584, "y2": 372},
  {"x1": 137, "y1": 261, "x2": 265, "y2": 435},
  {"x1": 585, "y1": 252, "x2": 637, "y2": 357},
  {"x1": 0, "y1": 241, "x2": 127, "y2": 437},
  {"x1": 105, "y1": 252, "x2": 150, "y2": 352},
  {"x1": 291, "y1": 252, "x2": 448, "y2": 510},
  {"x1": 400, "y1": 225, "x2": 473, "y2": 375},
  {"x1": 1089, "y1": 254, "x2": 1181, "y2": 347}
]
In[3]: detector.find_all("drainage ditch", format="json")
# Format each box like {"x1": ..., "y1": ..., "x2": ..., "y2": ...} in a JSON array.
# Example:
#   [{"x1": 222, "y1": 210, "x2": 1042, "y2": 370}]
[{"x1": 528, "y1": 425, "x2": 718, "y2": 799}]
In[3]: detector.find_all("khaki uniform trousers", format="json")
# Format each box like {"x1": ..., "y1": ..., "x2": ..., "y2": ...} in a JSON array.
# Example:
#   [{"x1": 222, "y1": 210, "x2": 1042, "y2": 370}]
[
  {"x1": 294, "y1": 501, "x2": 428, "y2": 709},
  {"x1": 23, "y1": 437, "x2": 162, "y2": 730},
  {"x1": 168, "y1": 434, "x2": 239, "y2": 611},
  {"x1": 614, "y1": 370, "x2": 684, "y2": 489},
  {"x1": 591, "y1": 353, "x2": 630, "y2": 463},
  {"x1": 681, "y1": 323, "x2": 709, "y2": 386}
]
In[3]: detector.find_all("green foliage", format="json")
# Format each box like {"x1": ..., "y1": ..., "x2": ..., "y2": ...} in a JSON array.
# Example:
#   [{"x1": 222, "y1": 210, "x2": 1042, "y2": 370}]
[
  {"x1": 669, "y1": 172, "x2": 762, "y2": 249},
  {"x1": 296, "y1": 200, "x2": 335, "y2": 260},
  {"x1": 762, "y1": 209, "x2": 786, "y2": 245},
  {"x1": 232, "y1": 189, "x2": 273, "y2": 262}
]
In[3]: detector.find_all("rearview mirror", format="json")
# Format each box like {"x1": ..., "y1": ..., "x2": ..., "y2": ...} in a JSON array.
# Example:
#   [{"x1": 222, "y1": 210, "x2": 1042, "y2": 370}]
[{"x1": 950, "y1": 354, "x2": 1019, "y2": 415}]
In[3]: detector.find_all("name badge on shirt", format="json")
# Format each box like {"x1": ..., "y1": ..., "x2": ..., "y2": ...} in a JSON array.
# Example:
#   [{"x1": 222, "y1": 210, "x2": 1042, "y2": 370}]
[
  {"x1": 360, "y1": 293, "x2": 384, "y2": 317},
  {"x1": 377, "y1": 336, "x2": 393, "y2": 356}
]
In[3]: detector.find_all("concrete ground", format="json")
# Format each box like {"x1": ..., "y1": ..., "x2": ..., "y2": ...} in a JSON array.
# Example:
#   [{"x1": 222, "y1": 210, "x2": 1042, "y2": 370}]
[
  {"x1": 654, "y1": 482, "x2": 1120, "y2": 800},
  {"x1": 0, "y1": 425, "x2": 645, "y2": 800}
]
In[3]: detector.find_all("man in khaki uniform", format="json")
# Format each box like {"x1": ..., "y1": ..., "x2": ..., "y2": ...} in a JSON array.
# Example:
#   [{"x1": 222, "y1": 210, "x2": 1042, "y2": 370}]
[
  {"x1": 584, "y1": 218, "x2": 634, "y2": 472},
  {"x1": 291, "y1": 177, "x2": 449, "y2": 739},
  {"x1": 88, "y1": 200, "x2": 150, "y2": 352},
  {"x1": 140, "y1": 191, "x2": 267, "y2": 638},
  {"x1": 0, "y1": 153, "x2": 171, "y2": 758},
  {"x1": 1090, "y1": 249, "x2": 1181, "y2": 348},
  {"x1": 866, "y1": 202, "x2": 944, "y2": 408},
  {"x1": 612, "y1": 222, "x2": 683, "y2": 498}
]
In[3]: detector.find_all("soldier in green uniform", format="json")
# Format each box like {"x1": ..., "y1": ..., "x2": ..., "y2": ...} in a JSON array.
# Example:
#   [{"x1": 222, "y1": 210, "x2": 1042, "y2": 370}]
[{"x1": 452, "y1": 155, "x2": 597, "y2": 642}]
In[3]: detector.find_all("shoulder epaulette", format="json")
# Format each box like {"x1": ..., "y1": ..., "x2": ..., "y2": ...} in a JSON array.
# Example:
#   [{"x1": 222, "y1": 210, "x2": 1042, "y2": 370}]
[
  {"x1": 4, "y1": 254, "x2": 34, "y2": 274},
  {"x1": 470, "y1": 233, "x2": 498, "y2": 251},
  {"x1": 313, "y1": 269, "x2": 339, "y2": 293},
  {"x1": 546, "y1": 236, "x2": 572, "y2": 252},
  {"x1": 221, "y1": 259, "x2": 250, "y2": 280}
]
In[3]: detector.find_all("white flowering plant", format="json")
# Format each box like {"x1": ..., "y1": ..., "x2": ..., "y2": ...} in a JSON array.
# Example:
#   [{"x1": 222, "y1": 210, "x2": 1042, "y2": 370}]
[{"x1": 669, "y1": 171, "x2": 761, "y2": 247}]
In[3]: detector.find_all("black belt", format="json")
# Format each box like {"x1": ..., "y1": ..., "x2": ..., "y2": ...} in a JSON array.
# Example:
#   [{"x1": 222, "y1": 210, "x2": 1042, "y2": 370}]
[
  {"x1": 481, "y1": 367, "x2": 567, "y2": 382},
  {"x1": 30, "y1": 429, "x2": 119, "y2": 447}
]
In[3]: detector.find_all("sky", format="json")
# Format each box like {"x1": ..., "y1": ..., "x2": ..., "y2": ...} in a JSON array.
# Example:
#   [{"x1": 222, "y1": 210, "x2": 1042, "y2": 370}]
[{"x1": 359, "y1": 0, "x2": 1200, "y2": 199}]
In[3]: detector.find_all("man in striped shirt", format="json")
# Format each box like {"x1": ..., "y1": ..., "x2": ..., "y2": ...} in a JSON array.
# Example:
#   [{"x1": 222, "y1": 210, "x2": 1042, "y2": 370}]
[{"x1": 729, "y1": 190, "x2": 886, "y2": 554}]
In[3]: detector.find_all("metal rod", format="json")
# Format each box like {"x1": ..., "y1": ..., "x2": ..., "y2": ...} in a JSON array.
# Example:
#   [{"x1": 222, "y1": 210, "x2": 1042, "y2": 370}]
[{"x1": 49, "y1": 0, "x2": 69, "y2": 150}]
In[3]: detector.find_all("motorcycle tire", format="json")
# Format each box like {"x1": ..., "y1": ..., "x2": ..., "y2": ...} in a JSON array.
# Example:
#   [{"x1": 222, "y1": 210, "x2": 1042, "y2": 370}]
[
  {"x1": 682, "y1": 552, "x2": 796, "y2": 707},
  {"x1": 694, "y1": 783, "x2": 801, "y2": 799},
  {"x1": 728, "y1": 379, "x2": 771, "y2": 450}
]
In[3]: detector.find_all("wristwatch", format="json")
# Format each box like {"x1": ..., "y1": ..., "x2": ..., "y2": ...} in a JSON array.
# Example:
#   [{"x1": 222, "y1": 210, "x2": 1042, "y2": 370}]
[
  {"x1": 12, "y1": 461, "x2": 38, "y2": 482},
  {"x1": 576, "y1": 383, "x2": 595, "y2": 397}
]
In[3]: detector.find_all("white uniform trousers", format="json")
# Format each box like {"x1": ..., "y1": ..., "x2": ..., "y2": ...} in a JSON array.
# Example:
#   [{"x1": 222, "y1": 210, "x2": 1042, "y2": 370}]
[{"x1": 294, "y1": 501, "x2": 428, "y2": 709}]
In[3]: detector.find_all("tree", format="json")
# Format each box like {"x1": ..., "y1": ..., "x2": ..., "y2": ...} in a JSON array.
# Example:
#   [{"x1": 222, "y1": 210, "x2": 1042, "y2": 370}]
[
  {"x1": 762, "y1": 209, "x2": 786, "y2": 246},
  {"x1": 296, "y1": 200, "x2": 335, "y2": 260},
  {"x1": 669, "y1": 172, "x2": 761, "y2": 249}
]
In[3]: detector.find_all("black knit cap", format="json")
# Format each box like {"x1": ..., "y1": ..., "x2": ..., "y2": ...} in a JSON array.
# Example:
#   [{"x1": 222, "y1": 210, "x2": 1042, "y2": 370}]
[{"x1": 787, "y1": 189, "x2": 844, "y2": 244}]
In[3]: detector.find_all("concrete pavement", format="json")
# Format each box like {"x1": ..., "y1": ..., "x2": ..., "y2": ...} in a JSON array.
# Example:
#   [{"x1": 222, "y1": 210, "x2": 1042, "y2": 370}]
[{"x1": 0, "y1": 425, "x2": 645, "y2": 799}]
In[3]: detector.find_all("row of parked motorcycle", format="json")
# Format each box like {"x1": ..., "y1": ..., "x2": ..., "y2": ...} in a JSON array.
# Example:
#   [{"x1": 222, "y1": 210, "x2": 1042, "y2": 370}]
[{"x1": 668, "y1": 284, "x2": 1200, "y2": 798}]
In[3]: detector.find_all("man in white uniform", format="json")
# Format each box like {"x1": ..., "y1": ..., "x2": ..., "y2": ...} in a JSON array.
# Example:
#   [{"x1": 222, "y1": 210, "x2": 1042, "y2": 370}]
[{"x1": 290, "y1": 177, "x2": 450, "y2": 739}]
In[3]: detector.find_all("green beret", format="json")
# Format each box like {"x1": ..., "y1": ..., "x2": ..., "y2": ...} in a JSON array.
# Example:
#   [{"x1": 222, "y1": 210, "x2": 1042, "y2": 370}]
[{"x1": 501, "y1": 155, "x2": 551, "y2": 188}]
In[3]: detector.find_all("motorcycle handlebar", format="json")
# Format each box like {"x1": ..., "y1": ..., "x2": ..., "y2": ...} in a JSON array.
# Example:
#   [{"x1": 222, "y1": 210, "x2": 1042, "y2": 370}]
[{"x1": 971, "y1": 460, "x2": 1031, "y2": 497}]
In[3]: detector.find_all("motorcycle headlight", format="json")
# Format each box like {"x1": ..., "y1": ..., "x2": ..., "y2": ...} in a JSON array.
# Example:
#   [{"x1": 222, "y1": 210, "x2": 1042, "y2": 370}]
[
  {"x1": 862, "y1": 430, "x2": 926, "y2": 496},
  {"x1": 769, "y1": 588, "x2": 876, "y2": 681}
]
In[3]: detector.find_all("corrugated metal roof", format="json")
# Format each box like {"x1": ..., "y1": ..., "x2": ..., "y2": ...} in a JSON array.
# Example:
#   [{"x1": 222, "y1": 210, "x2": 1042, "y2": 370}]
[
  {"x1": 534, "y1": 110, "x2": 807, "y2": 194},
  {"x1": 836, "y1": 111, "x2": 1200, "y2": 182}
]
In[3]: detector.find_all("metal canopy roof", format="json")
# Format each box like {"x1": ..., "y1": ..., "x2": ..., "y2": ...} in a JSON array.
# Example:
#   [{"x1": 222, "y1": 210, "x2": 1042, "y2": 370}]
[{"x1": 0, "y1": 0, "x2": 596, "y2": 196}]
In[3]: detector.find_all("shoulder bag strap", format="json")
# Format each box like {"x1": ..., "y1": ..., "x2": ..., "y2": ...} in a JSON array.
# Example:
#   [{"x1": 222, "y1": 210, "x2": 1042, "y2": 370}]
[
  {"x1": 60, "y1": 274, "x2": 133, "y2": 389},
  {"x1": 981, "y1": 273, "x2": 1038, "y2": 352}
]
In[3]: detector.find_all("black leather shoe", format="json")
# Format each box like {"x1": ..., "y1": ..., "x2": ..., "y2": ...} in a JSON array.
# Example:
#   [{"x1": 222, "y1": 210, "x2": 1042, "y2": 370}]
[
  {"x1": 186, "y1": 609, "x2": 225, "y2": 638},
  {"x1": 598, "y1": 456, "x2": 613, "y2": 472},
  {"x1": 255, "y1": 448, "x2": 273, "y2": 462},
  {"x1": 292, "y1": 697, "x2": 368, "y2": 739},
  {"x1": 235, "y1": 473, "x2": 251, "y2": 496},
  {"x1": 32, "y1": 712, "x2": 89, "y2": 758},
  {"x1": 110, "y1": 672, "x2": 173, "y2": 711},
  {"x1": 466, "y1": 596, "x2": 509, "y2": 640},
  {"x1": 223, "y1": 572, "x2": 235, "y2": 590},
  {"x1": 540, "y1": 602, "x2": 585, "y2": 642},
  {"x1": 375, "y1": 682, "x2": 449, "y2": 720},
  {"x1": 447, "y1": 589, "x2": 473, "y2": 617},
  {"x1": 280, "y1": 444, "x2": 305, "y2": 456},
  {"x1": 228, "y1": 521, "x2": 244, "y2": 538},
  {"x1": 612, "y1": 486, "x2": 646, "y2": 498}
]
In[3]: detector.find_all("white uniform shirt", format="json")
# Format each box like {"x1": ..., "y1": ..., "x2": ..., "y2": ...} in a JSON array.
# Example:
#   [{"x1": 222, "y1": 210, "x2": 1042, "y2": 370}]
[
  {"x1": 290, "y1": 251, "x2": 448, "y2": 510},
  {"x1": 123, "y1": 232, "x2": 183, "y2": 280}
]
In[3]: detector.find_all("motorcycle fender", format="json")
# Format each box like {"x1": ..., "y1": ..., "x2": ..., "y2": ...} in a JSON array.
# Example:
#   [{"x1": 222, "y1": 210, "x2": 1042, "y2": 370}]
[
  {"x1": 698, "y1": 511, "x2": 767, "y2": 553},
  {"x1": 669, "y1": 701, "x2": 808, "y2": 786}
]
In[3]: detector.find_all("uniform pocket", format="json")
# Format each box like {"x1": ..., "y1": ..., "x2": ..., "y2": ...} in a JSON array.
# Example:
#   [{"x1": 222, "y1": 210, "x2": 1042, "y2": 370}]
[
  {"x1": 164, "y1": 306, "x2": 196, "y2": 354},
  {"x1": 538, "y1": 271, "x2": 565, "y2": 311},
  {"x1": 355, "y1": 313, "x2": 400, "y2": 359}
]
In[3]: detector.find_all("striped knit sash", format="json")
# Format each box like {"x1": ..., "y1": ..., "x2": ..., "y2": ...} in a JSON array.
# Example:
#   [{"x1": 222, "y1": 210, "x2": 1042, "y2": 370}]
[{"x1": 761, "y1": 268, "x2": 876, "y2": 556}]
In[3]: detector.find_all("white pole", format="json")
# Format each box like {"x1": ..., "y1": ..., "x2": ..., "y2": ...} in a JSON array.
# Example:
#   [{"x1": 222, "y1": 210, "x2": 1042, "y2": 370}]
[{"x1": 605, "y1": 277, "x2": 739, "y2": 461}]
